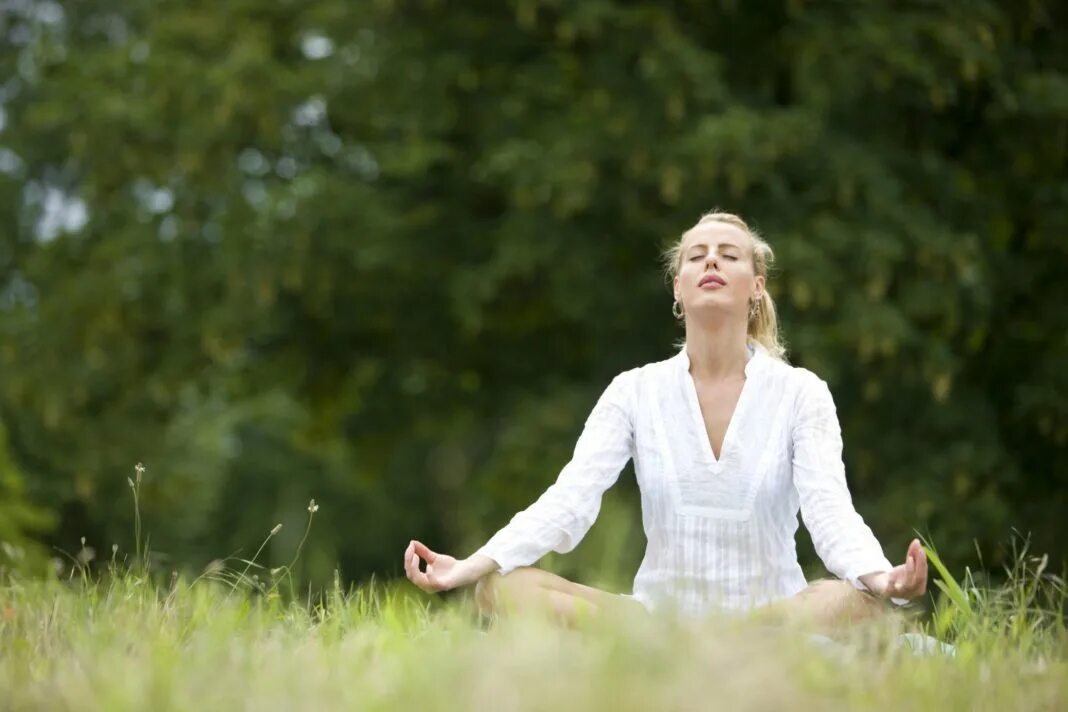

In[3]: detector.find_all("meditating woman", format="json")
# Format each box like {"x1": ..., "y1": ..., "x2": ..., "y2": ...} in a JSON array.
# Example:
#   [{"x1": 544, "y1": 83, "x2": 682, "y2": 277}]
[{"x1": 403, "y1": 211, "x2": 928, "y2": 628}]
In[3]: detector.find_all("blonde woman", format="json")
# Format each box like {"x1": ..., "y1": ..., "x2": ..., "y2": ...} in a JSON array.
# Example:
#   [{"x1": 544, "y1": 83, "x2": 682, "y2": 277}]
[{"x1": 404, "y1": 211, "x2": 928, "y2": 628}]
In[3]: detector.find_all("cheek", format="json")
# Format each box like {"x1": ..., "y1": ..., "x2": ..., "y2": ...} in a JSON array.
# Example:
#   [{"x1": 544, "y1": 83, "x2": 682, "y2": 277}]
[{"x1": 730, "y1": 262, "x2": 755, "y2": 280}]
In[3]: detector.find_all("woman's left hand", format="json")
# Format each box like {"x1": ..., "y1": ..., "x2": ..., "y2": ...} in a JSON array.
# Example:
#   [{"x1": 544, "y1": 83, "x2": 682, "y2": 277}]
[{"x1": 861, "y1": 538, "x2": 928, "y2": 600}]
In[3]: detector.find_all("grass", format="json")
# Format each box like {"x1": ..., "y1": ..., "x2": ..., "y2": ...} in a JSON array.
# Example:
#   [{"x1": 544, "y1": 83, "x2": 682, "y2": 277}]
[
  {"x1": 0, "y1": 471, "x2": 1064, "y2": 710},
  {"x1": 1, "y1": 551, "x2": 1064, "y2": 711}
]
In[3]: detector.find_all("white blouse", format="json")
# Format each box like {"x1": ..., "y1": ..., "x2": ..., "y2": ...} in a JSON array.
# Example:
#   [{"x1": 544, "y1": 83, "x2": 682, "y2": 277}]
[{"x1": 473, "y1": 342, "x2": 894, "y2": 617}]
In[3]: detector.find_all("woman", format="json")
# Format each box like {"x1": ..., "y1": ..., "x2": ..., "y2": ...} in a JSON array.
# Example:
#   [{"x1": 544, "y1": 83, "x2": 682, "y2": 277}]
[{"x1": 403, "y1": 211, "x2": 927, "y2": 628}]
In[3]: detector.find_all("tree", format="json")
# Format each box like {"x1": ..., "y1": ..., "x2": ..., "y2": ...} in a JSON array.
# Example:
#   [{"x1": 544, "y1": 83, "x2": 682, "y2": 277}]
[{"x1": 0, "y1": 0, "x2": 1065, "y2": 584}]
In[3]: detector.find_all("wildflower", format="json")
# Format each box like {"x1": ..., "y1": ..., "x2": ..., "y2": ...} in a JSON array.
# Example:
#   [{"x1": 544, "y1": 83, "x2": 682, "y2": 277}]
[
  {"x1": 307, "y1": 499, "x2": 319, "y2": 514},
  {"x1": 135, "y1": 462, "x2": 145, "y2": 484},
  {"x1": 270, "y1": 524, "x2": 283, "y2": 536}
]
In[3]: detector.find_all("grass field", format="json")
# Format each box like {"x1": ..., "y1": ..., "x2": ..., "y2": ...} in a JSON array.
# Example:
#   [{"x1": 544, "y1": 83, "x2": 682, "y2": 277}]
[
  {"x1": 1, "y1": 544, "x2": 1064, "y2": 712},
  {"x1": 2, "y1": 484, "x2": 1065, "y2": 711}
]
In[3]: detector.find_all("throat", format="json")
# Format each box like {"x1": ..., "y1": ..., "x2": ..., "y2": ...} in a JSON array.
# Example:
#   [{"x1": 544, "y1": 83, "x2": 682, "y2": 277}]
[{"x1": 691, "y1": 375, "x2": 747, "y2": 463}]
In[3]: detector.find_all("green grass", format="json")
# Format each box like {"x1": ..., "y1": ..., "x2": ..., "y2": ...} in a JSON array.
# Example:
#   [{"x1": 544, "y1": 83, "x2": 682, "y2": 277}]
[
  {"x1": 0, "y1": 551, "x2": 1064, "y2": 711},
  {"x1": 1, "y1": 477, "x2": 1064, "y2": 710}
]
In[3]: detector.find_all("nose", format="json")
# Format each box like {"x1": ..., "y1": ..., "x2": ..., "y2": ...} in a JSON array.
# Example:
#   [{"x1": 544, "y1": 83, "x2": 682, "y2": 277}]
[{"x1": 705, "y1": 253, "x2": 719, "y2": 270}]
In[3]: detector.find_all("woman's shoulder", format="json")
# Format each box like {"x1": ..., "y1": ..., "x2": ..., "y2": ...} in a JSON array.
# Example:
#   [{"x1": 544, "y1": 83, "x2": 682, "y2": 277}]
[
  {"x1": 761, "y1": 356, "x2": 840, "y2": 419},
  {"x1": 750, "y1": 349, "x2": 836, "y2": 412},
  {"x1": 596, "y1": 351, "x2": 680, "y2": 404},
  {"x1": 765, "y1": 353, "x2": 818, "y2": 383},
  {"x1": 615, "y1": 350, "x2": 683, "y2": 382}
]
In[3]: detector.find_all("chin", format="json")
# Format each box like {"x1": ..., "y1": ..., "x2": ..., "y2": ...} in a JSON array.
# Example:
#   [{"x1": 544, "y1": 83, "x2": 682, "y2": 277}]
[{"x1": 690, "y1": 296, "x2": 737, "y2": 311}]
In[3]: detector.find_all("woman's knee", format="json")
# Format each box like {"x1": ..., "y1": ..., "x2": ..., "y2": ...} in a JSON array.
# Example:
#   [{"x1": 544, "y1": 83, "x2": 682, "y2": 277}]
[
  {"x1": 474, "y1": 572, "x2": 500, "y2": 615},
  {"x1": 474, "y1": 567, "x2": 540, "y2": 616},
  {"x1": 801, "y1": 579, "x2": 886, "y2": 624}
]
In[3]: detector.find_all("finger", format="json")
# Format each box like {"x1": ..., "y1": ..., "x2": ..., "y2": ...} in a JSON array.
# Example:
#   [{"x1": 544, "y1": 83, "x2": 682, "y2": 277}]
[
  {"x1": 905, "y1": 540, "x2": 921, "y2": 586},
  {"x1": 411, "y1": 569, "x2": 432, "y2": 591},
  {"x1": 412, "y1": 541, "x2": 437, "y2": 564},
  {"x1": 404, "y1": 548, "x2": 417, "y2": 581},
  {"x1": 909, "y1": 538, "x2": 924, "y2": 561},
  {"x1": 916, "y1": 547, "x2": 929, "y2": 591},
  {"x1": 407, "y1": 553, "x2": 432, "y2": 591},
  {"x1": 893, "y1": 570, "x2": 905, "y2": 594}
]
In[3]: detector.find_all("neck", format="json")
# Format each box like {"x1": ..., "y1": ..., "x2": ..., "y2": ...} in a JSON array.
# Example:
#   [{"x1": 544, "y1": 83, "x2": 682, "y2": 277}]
[{"x1": 683, "y1": 316, "x2": 750, "y2": 381}]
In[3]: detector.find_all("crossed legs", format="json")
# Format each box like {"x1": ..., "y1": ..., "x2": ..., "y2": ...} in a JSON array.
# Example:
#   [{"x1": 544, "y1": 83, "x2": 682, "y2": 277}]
[
  {"x1": 474, "y1": 567, "x2": 649, "y2": 628},
  {"x1": 475, "y1": 568, "x2": 888, "y2": 631}
]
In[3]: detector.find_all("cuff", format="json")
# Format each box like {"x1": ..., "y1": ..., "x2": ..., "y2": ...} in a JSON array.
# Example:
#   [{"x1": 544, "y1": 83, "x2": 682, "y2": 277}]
[
  {"x1": 846, "y1": 555, "x2": 894, "y2": 592},
  {"x1": 851, "y1": 560, "x2": 911, "y2": 606},
  {"x1": 471, "y1": 543, "x2": 512, "y2": 576}
]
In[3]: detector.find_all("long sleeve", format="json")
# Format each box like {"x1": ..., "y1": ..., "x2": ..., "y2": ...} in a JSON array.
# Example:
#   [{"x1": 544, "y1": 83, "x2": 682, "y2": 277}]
[
  {"x1": 472, "y1": 371, "x2": 635, "y2": 576},
  {"x1": 791, "y1": 374, "x2": 892, "y2": 589}
]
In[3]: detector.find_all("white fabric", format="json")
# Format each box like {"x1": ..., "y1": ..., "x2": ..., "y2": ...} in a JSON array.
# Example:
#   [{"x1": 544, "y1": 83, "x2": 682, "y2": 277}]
[{"x1": 472, "y1": 342, "x2": 894, "y2": 617}]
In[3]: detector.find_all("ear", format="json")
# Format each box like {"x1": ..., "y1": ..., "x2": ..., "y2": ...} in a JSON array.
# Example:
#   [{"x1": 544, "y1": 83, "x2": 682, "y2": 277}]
[
  {"x1": 672, "y1": 274, "x2": 681, "y2": 301},
  {"x1": 754, "y1": 274, "x2": 765, "y2": 298}
]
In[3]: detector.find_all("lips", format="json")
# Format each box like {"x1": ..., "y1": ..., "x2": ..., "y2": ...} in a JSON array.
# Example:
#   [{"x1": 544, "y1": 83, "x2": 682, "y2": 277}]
[{"x1": 699, "y1": 274, "x2": 726, "y2": 287}]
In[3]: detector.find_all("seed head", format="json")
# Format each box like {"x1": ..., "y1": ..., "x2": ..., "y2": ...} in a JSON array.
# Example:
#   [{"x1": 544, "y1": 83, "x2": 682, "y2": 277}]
[
  {"x1": 135, "y1": 463, "x2": 145, "y2": 484},
  {"x1": 307, "y1": 499, "x2": 319, "y2": 514},
  {"x1": 270, "y1": 523, "x2": 283, "y2": 536}
]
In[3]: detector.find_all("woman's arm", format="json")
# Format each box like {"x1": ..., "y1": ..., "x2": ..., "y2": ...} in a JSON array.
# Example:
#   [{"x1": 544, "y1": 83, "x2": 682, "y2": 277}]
[
  {"x1": 470, "y1": 370, "x2": 636, "y2": 576},
  {"x1": 404, "y1": 372, "x2": 635, "y2": 594},
  {"x1": 791, "y1": 373, "x2": 895, "y2": 590}
]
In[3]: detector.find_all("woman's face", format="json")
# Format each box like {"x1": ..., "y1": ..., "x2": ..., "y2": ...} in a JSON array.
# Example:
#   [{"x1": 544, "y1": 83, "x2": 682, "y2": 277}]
[{"x1": 673, "y1": 221, "x2": 763, "y2": 320}]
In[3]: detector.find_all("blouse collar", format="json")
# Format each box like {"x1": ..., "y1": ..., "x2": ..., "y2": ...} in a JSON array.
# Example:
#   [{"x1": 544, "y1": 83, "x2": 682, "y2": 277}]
[{"x1": 674, "y1": 341, "x2": 767, "y2": 378}]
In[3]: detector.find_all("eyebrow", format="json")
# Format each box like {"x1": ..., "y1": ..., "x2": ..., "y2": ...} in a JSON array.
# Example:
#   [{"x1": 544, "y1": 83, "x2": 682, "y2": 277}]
[{"x1": 686, "y1": 242, "x2": 740, "y2": 252}]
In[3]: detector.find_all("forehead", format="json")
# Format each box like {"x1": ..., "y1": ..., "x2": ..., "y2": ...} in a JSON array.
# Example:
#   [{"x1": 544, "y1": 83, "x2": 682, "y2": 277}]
[{"x1": 680, "y1": 221, "x2": 752, "y2": 252}]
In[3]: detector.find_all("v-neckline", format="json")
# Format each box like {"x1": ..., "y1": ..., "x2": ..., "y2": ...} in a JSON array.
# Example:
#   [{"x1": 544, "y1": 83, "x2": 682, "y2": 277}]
[{"x1": 680, "y1": 344, "x2": 760, "y2": 469}]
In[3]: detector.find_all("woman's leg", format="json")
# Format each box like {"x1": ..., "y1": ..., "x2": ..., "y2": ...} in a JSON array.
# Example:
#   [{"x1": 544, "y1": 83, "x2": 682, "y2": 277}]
[
  {"x1": 474, "y1": 567, "x2": 649, "y2": 628},
  {"x1": 758, "y1": 579, "x2": 889, "y2": 631}
]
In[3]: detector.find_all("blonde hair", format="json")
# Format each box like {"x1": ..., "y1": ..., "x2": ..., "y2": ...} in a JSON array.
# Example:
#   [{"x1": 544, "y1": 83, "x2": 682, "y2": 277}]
[{"x1": 661, "y1": 210, "x2": 788, "y2": 361}]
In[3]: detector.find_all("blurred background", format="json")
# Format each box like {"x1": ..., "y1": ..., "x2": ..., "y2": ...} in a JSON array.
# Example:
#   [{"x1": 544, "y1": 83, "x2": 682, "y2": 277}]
[{"x1": 0, "y1": 0, "x2": 1065, "y2": 594}]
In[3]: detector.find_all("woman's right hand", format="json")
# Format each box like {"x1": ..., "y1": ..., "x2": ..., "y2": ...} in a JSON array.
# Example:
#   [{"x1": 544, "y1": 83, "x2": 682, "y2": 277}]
[{"x1": 404, "y1": 540, "x2": 494, "y2": 593}]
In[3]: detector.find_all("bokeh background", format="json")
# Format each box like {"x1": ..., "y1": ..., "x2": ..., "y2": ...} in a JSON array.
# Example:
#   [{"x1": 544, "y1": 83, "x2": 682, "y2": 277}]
[{"x1": 1, "y1": 0, "x2": 1065, "y2": 593}]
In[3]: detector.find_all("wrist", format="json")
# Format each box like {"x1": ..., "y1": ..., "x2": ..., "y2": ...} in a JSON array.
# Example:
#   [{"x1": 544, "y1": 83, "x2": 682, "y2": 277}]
[
  {"x1": 858, "y1": 571, "x2": 890, "y2": 597},
  {"x1": 462, "y1": 554, "x2": 500, "y2": 583}
]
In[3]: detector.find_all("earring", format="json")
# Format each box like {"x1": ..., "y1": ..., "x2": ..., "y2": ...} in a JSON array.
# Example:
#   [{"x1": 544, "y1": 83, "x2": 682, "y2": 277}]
[
  {"x1": 748, "y1": 295, "x2": 761, "y2": 319},
  {"x1": 672, "y1": 299, "x2": 684, "y2": 319}
]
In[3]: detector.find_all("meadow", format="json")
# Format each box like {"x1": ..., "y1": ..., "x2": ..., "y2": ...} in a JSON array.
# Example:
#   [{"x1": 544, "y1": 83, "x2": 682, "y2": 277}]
[{"x1": 1, "y1": 526, "x2": 1064, "y2": 711}]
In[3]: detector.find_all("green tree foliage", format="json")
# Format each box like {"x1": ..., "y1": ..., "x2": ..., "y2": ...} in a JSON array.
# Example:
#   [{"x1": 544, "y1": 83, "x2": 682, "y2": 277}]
[
  {"x1": 0, "y1": 0, "x2": 1065, "y2": 584},
  {"x1": 0, "y1": 425, "x2": 53, "y2": 575}
]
